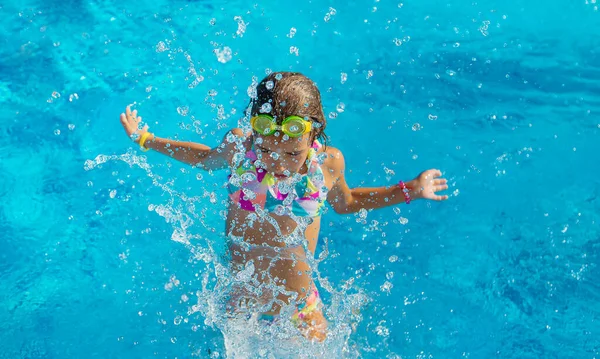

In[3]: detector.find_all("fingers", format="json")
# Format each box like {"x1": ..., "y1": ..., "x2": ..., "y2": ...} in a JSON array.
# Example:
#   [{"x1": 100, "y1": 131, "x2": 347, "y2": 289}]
[
  {"x1": 433, "y1": 178, "x2": 447, "y2": 186},
  {"x1": 417, "y1": 169, "x2": 450, "y2": 201},
  {"x1": 426, "y1": 169, "x2": 442, "y2": 178},
  {"x1": 125, "y1": 106, "x2": 140, "y2": 121},
  {"x1": 123, "y1": 106, "x2": 142, "y2": 126},
  {"x1": 421, "y1": 169, "x2": 443, "y2": 181},
  {"x1": 436, "y1": 184, "x2": 449, "y2": 192}
]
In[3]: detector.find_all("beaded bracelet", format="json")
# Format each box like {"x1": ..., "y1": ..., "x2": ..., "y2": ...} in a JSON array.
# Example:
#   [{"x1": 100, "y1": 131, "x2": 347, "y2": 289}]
[{"x1": 398, "y1": 181, "x2": 411, "y2": 204}]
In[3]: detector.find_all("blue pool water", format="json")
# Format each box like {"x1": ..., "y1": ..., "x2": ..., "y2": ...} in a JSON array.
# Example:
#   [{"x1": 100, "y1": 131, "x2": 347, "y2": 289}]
[{"x1": 1, "y1": 0, "x2": 599, "y2": 357}]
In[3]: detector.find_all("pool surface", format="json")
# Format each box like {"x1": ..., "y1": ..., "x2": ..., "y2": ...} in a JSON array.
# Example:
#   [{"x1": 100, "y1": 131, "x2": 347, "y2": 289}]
[{"x1": 1, "y1": 0, "x2": 599, "y2": 357}]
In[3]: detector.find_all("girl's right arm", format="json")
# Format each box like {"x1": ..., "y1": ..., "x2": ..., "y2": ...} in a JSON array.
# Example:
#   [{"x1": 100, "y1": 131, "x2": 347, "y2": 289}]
[{"x1": 120, "y1": 106, "x2": 244, "y2": 170}]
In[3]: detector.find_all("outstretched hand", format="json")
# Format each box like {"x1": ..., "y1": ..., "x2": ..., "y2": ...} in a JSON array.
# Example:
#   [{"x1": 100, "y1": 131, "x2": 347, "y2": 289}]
[
  {"x1": 119, "y1": 105, "x2": 148, "y2": 143},
  {"x1": 407, "y1": 169, "x2": 449, "y2": 201}
]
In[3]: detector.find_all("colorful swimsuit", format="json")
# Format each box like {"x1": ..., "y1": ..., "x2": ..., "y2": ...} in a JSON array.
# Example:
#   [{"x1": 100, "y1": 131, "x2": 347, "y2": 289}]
[{"x1": 227, "y1": 141, "x2": 327, "y2": 217}]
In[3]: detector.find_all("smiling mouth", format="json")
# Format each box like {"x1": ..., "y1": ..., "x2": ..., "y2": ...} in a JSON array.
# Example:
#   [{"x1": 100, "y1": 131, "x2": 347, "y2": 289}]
[{"x1": 274, "y1": 173, "x2": 288, "y2": 178}]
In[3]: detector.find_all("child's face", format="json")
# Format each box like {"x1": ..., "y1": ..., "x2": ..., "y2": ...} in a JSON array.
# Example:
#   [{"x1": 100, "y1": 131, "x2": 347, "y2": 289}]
[{"x1": 253, "y1": 133, "x2": 312, "y2": 178}]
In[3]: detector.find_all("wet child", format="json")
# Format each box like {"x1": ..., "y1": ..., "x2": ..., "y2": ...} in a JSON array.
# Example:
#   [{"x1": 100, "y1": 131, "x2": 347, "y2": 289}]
[{"x1": 119, "y1": 71, "x2": 448, "y2": 341}]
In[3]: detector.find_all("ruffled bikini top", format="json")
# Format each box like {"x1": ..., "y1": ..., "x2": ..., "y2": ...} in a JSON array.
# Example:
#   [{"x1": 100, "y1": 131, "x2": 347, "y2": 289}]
[{"x1": 227, "y1": 141, "x2": 327, "y2": 218}]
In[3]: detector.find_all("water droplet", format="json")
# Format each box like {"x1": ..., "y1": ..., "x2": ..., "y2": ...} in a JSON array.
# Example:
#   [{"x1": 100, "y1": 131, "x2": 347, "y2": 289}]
[
  {"x1": 446, "y1": 70, "x2": 456, "y2": 76},
  {"x1": 412, "y1": 123, "x2": 421, "y2": 131},
  {"x1": 336, "y1": 102, "x2": 345, "y2": 112},
  {"x1": 289, "y1": 46, "x2": 299, "y2": 56},
  {"x1": 324, "y1": 7, "x2": 337, "y2": 22},
  {"x1": 358, "y1": 208, "x2": 368, "y2": 219},
  {"x1": 270, "y1": 152, "x2": 280, "y2": 160},
  {"x1": 265, "y1": 80, "x2": 274, "y2": 90},
  {"x1": 54, "y1": 129, "x2": 61, "y2": 135},
  {"x1": 68, "y1": 124, "x2": 75, "y2": 130},
  {"x1": 156, "y1": 41, "x2": 169, "y2": 53},
  {"x1": 170, "y1": 337, "x2": 177, "y2": 344},
  {"x1": 389, "y1": 255, "x2": 398, "y2": 262},
  {"x1": 275, "y1": 73, "x2": 283, "y2": 80},
  {"x1": 234, "y1": 16, "x2": 247, "y2": 37},
  {"x1": 380, "y1": 281, "x2": 393, "y2": 294},
  {"x1": 340, "y1": 73, "x2": 348, "y2": 84},
  {"x1": 109, "y1": 190, "x2": 117, "y2": 198},
  {"x1": 376, "y1": 323, "x2": 390, "y2": 337},
  {"x1": 177, "y1": 106, "x2": 189, "y2": 116},
  {"x1": 215, "y1": 46, "x2": 232, "y2": 63},
  {"x1": 274, "y1": 204, "x2": 286, "y2": 216},
  {"x1": 328, "y1": 112, "x2": 337, "y2": 119},
  {"x1": 428, "y1": 114, "x2": 437, "y2": 120},
  {"x1": 174, "y1": 316, "x2": 183, "y2": 325},
  {"x1": 260, "y1": 103, "x2": 272, "y2": 113},
  {"x1": 287, "y1": 27, "x2": 297, "y2": 38}
]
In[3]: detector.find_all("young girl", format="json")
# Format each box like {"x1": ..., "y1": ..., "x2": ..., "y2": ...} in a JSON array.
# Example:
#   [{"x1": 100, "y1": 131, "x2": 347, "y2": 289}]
[{"x1": 119, "y1": 72, "x2": 448, "y2": 342}]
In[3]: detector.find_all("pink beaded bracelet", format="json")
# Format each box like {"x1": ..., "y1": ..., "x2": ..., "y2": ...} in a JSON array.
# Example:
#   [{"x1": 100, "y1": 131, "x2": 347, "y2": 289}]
[{"x1": 398, "y1": 181, "x2": 411, "y2": 204}]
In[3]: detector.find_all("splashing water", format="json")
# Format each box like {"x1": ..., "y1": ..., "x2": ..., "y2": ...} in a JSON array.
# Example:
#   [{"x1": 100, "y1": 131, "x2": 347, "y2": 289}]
[{"x1": 84, "y1": 148, "x2": 369, "y2": 358}]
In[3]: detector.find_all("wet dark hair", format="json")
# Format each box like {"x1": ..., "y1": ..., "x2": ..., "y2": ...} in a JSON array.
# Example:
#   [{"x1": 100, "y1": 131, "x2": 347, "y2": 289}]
[{"x1": 250, "y1": 72, "x2": 327, "y2": 147}]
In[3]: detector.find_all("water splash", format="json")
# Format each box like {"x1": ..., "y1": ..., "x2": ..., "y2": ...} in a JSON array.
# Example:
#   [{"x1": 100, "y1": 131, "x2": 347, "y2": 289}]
[{"x1": 85, "y1": 149, "x2": 368, "y2": 357}]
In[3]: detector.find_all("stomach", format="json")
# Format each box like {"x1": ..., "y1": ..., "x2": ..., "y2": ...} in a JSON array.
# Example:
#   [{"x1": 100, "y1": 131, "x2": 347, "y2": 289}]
[{"x1": 225, "y1": 204, "x2": 321, "y2": 314}]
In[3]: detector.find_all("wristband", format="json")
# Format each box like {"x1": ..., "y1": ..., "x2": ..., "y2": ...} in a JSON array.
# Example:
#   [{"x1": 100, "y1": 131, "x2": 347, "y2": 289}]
[{"x1": 139, "y1": 132, "x2": 152, "y2": 152}]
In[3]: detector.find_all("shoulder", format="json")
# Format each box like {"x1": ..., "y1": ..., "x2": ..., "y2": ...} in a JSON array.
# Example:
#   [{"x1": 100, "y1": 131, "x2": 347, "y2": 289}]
[
  {"x1": 222, "y1": 128, "x2": 252, "y2": 147},
  {"x1": 216, "y1": 128, "x2": 252, "y2": 165},
  {"x1": 321, "y1": 146, "x2": 345, "y2": 173},
  {"x1": 229, "y1": 127, "x2": 247, "y2": 138}
]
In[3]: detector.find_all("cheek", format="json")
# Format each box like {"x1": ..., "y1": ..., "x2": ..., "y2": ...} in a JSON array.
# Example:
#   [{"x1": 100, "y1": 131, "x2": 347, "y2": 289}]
[
  {"x1": 257, "y1": 151, "x2": 306, "y2": 170},
  {"x1": 284, "y1": 156, "x2": 305, "y2": 169},
  {"x1": 265, "y1": 156, "x2": 303, "y2": 170}
]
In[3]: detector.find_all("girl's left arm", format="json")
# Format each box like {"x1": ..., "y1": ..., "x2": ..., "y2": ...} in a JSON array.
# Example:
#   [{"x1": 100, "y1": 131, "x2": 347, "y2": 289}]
[{"x1": 325, "y1": 149, "x2": 449, "y2": 214}]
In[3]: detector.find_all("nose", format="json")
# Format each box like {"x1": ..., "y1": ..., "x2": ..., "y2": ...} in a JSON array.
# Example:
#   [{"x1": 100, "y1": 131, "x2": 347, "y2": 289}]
[{"x1": 274, "y1": 163, "x2": 286, "y2": 174}]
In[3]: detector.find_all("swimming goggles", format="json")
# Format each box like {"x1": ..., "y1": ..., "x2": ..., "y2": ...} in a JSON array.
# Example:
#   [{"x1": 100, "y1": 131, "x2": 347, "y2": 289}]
[{"x1": 250, "y1": 115, "x2": 312, "y2": 137}]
